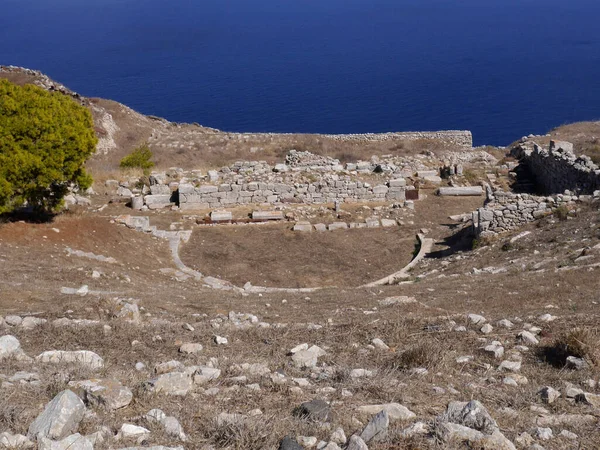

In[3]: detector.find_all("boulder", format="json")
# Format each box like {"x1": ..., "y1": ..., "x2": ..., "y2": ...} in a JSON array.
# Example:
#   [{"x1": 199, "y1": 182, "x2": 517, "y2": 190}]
[{"x1": 28, "y1": 390, "x2": 86, "y2": 440}]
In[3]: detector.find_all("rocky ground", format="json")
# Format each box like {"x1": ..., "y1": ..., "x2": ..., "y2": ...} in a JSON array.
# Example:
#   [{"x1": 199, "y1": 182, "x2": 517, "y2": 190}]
[
  {"x1": 1, "y1": 66, "x2": 600, "y2": 450},
  {"x1": 1, "y1": 191, "x2": 599, "y2": 450}
]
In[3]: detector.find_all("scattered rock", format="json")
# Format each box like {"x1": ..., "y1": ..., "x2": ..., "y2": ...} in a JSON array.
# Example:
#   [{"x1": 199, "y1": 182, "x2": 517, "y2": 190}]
[
  {"x1": 538, "y1": 386, "x2": 560, "y2": 404},
  {"x1": 179, "y1": 343, "x2": 203, "y2": 354}
]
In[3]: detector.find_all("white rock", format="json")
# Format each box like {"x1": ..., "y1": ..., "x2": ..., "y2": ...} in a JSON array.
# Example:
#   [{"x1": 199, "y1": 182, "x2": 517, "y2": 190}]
[
  {"x1": 0, "y1": 335, "x2": 23, "y2": 359},
  {"x1": 179, "y1": 343, "x2": 203, "y2": 354},
  {"x1": 21, "y1": 317, "x2": 47, "y2": 329},
  {"x1": 117, "y1": 424, "x2": 150, "y2": 440},
  {"x1": 357, "y1": 403, "x2": 415, "y2": 421},
  {"x1": 538, "y1": 386, "x2": 561, "y2": 404},
  {"x1": 535, "y1": 427, "x2": 553, "y2": 440},
  {"x1": 213, "y1": 335, "x2": 228, "y2": 345},
  {"x1": 538, "y1": 313, "x2": 556, "y2": 322},
  {"x1": 36, "y1": 350, "x2": 104, "y2": 370},
  {"x1": 350, "y1": 369, "x2": 373, "y2": 379},
  {"x1": 517, "y1": 331, "x2": 539, "y2": 345},
  {"x1": 483, "y1": 341, "x2": 504, "y2": 359},
  {"x1": 468, "y1": 314, "x2": 486, "y2": 325},
  {"x1": 496, "y1": 319, "x2": 514, "y2": 329},
  {"x1": 498, "y1": 360, "x2": 521, "y2": 372},
  {"x1": 559, "y1": 429, "x2": 578, "y2": 440},
  {"x1": 145, "y1": 409, "x2": 186, "y2": 441},
  {"x1": 4, "y1": 315, "x2": 23, "y2": 326},
  {"x1": 297, "y1": 436, "x2": 318, "y2": 448},
  {"x1": 38, "y1": 433, "x2": 92, "y2": 450},
  {"x1": 480, "y1": 324, "x2": 493, "y2": 334},
  {"x1": 345, "y1": 435, "x2": 368, "y2": 450},
  {"x1": 330, "y1": 428, "x2": 346, "y2": 445},
  {"x1": 28, "y1": 390, "x2": 86, "y2": 441},
  {"x1": 371, "y1": 338, "x2": 389, "y2": 350},
  {"x1": 0, "y1": 432, "x2": 34, "y2": 449}
]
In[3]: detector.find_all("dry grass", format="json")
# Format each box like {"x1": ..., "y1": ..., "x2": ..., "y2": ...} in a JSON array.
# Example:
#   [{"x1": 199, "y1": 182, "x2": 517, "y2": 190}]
[{"x1": 552, "y1": 327, "x2": 600, "y2": 367}]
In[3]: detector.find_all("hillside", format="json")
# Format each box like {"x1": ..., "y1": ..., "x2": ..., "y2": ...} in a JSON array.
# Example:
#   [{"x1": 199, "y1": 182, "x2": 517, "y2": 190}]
[{"x1": 0, "y1": 66, "x2": 599, "y2": 450}]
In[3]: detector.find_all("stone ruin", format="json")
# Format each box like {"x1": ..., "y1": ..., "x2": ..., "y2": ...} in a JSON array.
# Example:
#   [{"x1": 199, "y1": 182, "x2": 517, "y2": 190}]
[{"x1": 473, "y1": 140, "x2": 600, "y2": 236}]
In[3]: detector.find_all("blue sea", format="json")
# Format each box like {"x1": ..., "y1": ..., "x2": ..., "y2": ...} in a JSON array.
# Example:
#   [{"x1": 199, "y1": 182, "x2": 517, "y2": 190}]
[{"x1": 2, "y1": 0, "x2": 600, "y2": 146}]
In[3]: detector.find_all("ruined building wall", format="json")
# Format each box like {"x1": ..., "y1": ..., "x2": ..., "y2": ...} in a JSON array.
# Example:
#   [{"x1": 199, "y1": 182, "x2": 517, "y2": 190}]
[{"x1": 512, "y1": 141, "x2": 600, "y2": 195}]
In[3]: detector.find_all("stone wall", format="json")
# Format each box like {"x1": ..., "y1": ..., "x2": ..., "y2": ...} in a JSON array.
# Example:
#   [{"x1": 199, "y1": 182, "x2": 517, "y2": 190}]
[
  {"x1": 176, "y1": 178, "x2": 407, "y2": 210},
  {"x1": 512, "y1": 140, "x2": 600, "y2": 195},
  {"x1": 214, "y1": 130, "x2": 473, "y2": 148},
  {"x1": 472, "y1": 189, "x2": 598, "y2": 236}
]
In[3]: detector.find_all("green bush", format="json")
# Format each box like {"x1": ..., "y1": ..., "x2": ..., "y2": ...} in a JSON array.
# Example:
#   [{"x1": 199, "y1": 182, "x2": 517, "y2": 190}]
[
  {"x1": 0, "y1": 79, "x2": 97, "y2": 214},
  {"x1": 119, "y1": 143, "x2": 154, "y2": 174}
]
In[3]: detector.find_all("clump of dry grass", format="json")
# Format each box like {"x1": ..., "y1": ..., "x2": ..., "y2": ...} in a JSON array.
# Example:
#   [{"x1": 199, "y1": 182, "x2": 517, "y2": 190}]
[
  {"x1": 556, "y1": 327, "x2": 600, "y2": 366},
  {"x1": 200, "y1": 416, "x2": 274, "y2": 449},
  {"x1": 385, "y1": 340, "x2": 445, "y2": 372}
]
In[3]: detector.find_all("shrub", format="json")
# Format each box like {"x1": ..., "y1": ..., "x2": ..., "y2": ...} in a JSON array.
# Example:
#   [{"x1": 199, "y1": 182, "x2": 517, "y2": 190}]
[
  {"x1": 0, "y1": 79, "x2": 97, "y2": 214},
  {"x1": 119, "y1": 143, "x2": 154, "y2": 174},
  {"x1": 386, "y1": 341, "x2": 444, "y2": 371},
  {"x1": 546, "y1": 327, "x2": 600, "y2": 367},
  {"x1": 554, "y1": 204, "x2": 570, "y2": 221}
]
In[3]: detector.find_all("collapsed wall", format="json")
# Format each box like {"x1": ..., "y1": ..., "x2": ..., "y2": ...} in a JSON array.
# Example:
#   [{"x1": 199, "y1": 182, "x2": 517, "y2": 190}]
[
  {"x1": 512, "y1": 140, "x2": 600, "y2": 195},
  {"x1": 473, "y1": 140, "x2": 600, "y2": 236}
]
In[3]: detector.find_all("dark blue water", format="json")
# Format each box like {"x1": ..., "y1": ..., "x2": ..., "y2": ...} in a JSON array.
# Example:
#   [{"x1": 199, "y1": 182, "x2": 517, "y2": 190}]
[{"x1": 2, "y1": 0, "x2": 600, "y2": 146}]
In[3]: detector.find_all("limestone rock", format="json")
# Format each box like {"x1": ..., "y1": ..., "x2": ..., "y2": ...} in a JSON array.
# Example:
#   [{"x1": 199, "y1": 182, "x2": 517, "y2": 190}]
[
  {"x1": 483, "y1": 341, "x2": 504, "y2": 359},
  {"x1": 38, "y1": 433, "x2": 93, "y2": 450},
  {"x1": 117, "y1": 424, "x2": 150, "y2": 440},
  {"x1": 145, "y1": 409, "x2": 187, "y2": 441},
  {"x1": 538, "y1": 386, "x2": 560, "y2": 404},
  {"x1": 0, "y1": 335, "x2": 23, "y2": 359},
  {"x1": 28, "y1": 390, "x2": 86, "y2": 440},
  {"x1": 441, "y1": 400, "x2": 498, "y2": 435},
  {"x1": 0, "y1": 432, "x2": 34, "y2": 449},
  {"x1": 360, "y1": 410, "x2": 389, "y2": 443},
  {"x1": 517, "y1": 331, "x2": 539, "y2": 345},
  {"x1": 295, "y1": 399, "x2": 332, "y2": 422},
  {"x1": 146, "y1": 372, "x2": 193, "y2": 396},
  {"x1": 292, "y1": 345, "x2": 325, "y2": 368},
  {"x1": 468, "y1": 314, "x2": 486, "y2": 325},
  {"x1": 345, "y1": 435, "x2": 368, "y2": 450},
  {"x1": 575, "y1": 392, "x2": 600, "y2": 408},
  {"x1": 21, "y1": 317, "x2": 47, "y2": 329},
  {"x1": 179, "y1": 343, "x2": 203, "y2": 354},
  {"x1": 566, "y1": 356, "x2": 589, "y2": 370},
  {"x1": 356, "y1": 403, "x2": 415, "y2": 421},
  {"x1": 69, "y1": 378, "x2": 133, "y2": 410},
  {"x1": 36, "y1": 350, "x2": 104, "y2": 370},
  {"x1": 330, "y1": 427, "x2": 346, "y2": 445}
]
